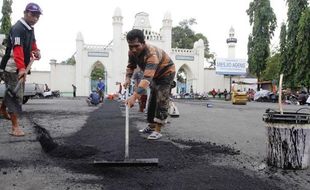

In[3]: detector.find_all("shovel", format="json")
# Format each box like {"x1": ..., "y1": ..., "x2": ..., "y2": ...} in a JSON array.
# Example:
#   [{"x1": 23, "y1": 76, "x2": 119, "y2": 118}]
[
  {"x1": 3, "y1": 59, "x2": 34, "y2": 113},
  {"x1": 278, "y1": 74, "x2": 283, "y2": 114}
]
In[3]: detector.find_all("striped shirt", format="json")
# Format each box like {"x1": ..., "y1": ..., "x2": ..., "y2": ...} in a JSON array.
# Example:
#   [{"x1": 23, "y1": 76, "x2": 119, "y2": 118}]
[{"x1": 126, "y1": 44, "x2": 175, "y2": 96}]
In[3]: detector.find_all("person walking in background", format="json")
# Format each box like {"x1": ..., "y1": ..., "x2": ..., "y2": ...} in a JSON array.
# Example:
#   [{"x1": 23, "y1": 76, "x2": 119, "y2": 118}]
[
  {"x1": 72, "y1": 84, "x2": 76, "y2": 97},
  {"x1": 44, "y1": 84, "x2": 50, "y2": 92},
  {"x1": 223, "y1": 89, "x2": 228, "y2": 100},
  {"x1": 97, "y1": 78, "x2": 105, "y2": 103},
  {"x1": 217, "y1": 89, "x2": 221, "y2": 99},
  {"x1": 132, "y1": 68, "x2": 148, "y2": 112},
  {"x1": 123, "y1": 29, "x2": 175, "y2": 140},
  {"x1": 211, "y1": 88, "x2": 217, "y2": 98},
  {"x1": 118, "y1": 82, "x2": 123, "y2": 97},
  {"x1": 115, "y1": 82, "x2": 124, "y2": 100},
  {"x1": 0, "y1": 3, "x2": 42, "y2": 136}
]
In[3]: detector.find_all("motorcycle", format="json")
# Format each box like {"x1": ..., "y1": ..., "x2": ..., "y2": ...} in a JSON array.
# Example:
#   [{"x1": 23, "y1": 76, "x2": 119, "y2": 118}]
[
  {"x1": 287, "y1": 94, "x2": 298, "y2": 105},
  {"x1": 52, "y1": 90, "x2": 60, "y2": 98},
  {"x1": 41, "y1": 90, "x2": 60, "y2": 98}
]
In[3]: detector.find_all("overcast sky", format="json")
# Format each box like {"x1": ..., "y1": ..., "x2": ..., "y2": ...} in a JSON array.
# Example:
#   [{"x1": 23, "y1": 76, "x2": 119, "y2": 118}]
[{"x1": 0, "y1": 0, "x2": 289, "y2": 70}]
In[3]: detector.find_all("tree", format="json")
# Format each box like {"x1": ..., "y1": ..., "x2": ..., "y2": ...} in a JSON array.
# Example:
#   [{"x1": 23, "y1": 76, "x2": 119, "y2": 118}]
[
  {"x1": 91, "y1": 67, "x2": 105, "y2": 80},
  {"x1": 279, "y1": 23, "x2": 287, "y2": 75},
  {"x1": 177, "y1": 68, "x2": 186, "y2": 83},
  {"x1": 261, "y1": 52, "x2": 281, "y2": 81},
  {"x1": 247, "y1": 0, "x2": 277, "y2": 90},
  {"x1": 0, "y1": 0, "x2": 12, "y2": 38},
  {"x1": 90, "y1": 61, "x2": 106, "y2": 80},
  {"x1": 296, "y1": 7, "x2": 310, "y2": 91},
  {"x1": 194, "y1": 33, "x2": 210, "y2": 56},
  {"x1": 172, "y1": 19, "x2": 196, "y2": 49},
  {"x1": 172, "y1": 18, "x2": 211, "y2": 59},
  {"x1": 65, "y1": 56, "x2": 76, "y2": 65},
  {"x1": 284, "y1": 0, "x2": 308, "y2": 88}
]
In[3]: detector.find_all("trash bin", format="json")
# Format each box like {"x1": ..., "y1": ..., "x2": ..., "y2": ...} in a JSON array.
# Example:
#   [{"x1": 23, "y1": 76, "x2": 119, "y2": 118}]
[{"x1": 262, "y1": 108, "x2": 310, "y2": 169}]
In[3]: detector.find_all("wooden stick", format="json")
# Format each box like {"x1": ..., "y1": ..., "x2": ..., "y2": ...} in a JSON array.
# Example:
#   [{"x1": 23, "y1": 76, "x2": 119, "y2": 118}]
[{"x1": 278, "y1": 74, "x2": 283, "y2": 114}]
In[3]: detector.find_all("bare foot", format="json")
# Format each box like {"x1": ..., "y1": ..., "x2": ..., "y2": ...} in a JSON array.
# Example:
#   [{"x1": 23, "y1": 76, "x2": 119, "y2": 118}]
[{"x1": 9, "y1": 129, "x2": 25, "y2": 137}]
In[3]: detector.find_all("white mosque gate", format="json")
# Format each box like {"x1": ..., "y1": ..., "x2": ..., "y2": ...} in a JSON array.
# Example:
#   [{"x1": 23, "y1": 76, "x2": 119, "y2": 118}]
[{"x1": 27, "y1": 8, "x2": 252, "y2": 97}]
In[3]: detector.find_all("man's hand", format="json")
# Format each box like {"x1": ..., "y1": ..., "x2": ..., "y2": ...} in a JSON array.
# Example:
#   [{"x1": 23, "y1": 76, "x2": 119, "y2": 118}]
[
  {"x1": 32, "y1": 50, "x2": 41, "y2": 60},
  {"x1": 125, "y1": 95, "x2": 137, "y2": 108},
  {"x1": 18, "y1": 68, "x2": 26, "y2": 81},
  {"x1": 123, "y1": 79, "x2": 131, "y2": 89}
]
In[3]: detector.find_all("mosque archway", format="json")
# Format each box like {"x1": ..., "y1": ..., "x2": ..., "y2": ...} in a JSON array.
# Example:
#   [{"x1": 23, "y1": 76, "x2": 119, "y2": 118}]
[
  {"x1": 176, "y1": 64, "x2": 193, "y2": 94},
  {"x1": 90, "y1": 61, "x2": 107, "y2": 92}
]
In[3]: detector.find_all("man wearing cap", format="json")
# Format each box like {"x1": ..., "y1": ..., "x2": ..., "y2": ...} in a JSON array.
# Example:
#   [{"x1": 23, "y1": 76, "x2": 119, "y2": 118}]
[{"x1": 0, "y1": 2, "x2": 42, "y2": 136}]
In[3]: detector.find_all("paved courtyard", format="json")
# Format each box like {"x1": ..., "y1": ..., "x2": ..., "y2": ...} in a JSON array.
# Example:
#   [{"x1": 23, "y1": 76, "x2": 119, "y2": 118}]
[{"x1": 0, "y1": 97, "x2": 309, "y2": 189}]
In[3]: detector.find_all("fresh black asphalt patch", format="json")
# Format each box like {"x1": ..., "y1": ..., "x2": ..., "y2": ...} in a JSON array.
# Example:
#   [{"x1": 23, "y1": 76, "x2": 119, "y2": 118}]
[{"x1": 31, "y1": 100, "x2": 282, "y2": 190}]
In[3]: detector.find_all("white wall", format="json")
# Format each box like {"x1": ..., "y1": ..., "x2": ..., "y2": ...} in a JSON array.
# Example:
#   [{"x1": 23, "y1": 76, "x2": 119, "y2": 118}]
[
  {"x1": 27, "y1": 71, "x2": 50, "y2": 86},
  {"x1": 50, "y1": 64, "x2": 75, "y2": 94},
  {"x1": 204, "y1": 69, "x2": 257, "y2": 93},
  {"x1": 43, "y1": 10, "x2": 255, "y2": 96},
  {"x1": 204, "y1": 69, "x2": 226, "y2": 93}
]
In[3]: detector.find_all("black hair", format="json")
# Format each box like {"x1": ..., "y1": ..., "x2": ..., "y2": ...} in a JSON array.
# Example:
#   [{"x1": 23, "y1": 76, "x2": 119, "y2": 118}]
[{"x1": 126, "y1": 29, "x2": 145, "y2": 43}]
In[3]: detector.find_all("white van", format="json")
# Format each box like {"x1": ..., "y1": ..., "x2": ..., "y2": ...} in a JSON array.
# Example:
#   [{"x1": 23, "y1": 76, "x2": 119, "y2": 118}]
[{"x1": 0, "y1": 83, "x2": 44, "y2": 104}]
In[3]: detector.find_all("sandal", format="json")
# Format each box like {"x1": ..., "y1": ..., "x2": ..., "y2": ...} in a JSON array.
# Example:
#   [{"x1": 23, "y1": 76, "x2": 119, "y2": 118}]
[
  {"x1": 147, "y1": 131, "x2": 162, "y2": 140},
  {"x1": 139, "y1": 126, "x2": 154, "y2": 134},
  {"x1": 9, "y1": 129, "x2": 25, "y2": 137}
]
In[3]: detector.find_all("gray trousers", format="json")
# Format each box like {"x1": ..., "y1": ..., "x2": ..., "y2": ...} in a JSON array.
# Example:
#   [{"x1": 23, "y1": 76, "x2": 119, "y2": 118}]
[
  {"x1": 147, "y1": 73, "x2": 175, "y2": 124},
  {"x1": 3, "y1": 72, "x2": 24, "y2": 113}
]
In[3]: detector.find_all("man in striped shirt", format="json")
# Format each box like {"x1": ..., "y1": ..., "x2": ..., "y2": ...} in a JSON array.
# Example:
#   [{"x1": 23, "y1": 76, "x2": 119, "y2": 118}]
[{"x1": 124, "y1": 29, "x2": 175, "y2": 140}]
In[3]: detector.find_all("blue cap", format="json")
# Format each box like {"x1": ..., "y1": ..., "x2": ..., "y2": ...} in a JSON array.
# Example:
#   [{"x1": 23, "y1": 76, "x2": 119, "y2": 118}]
[{"x1": 25, "y1": 3, "x2": 42, "y2": 14}]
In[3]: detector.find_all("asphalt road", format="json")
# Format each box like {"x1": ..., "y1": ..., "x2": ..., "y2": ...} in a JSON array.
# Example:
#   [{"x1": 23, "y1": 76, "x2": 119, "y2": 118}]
[
  {"x1": 166, "y1": 99, "x2": 310, "y2": 189},
  {"x1": 0, "y1": 97, "x2": 309, "y2": 190}
]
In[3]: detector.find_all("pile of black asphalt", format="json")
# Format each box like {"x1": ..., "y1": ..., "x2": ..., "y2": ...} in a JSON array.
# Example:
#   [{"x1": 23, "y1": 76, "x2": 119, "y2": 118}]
[{"x1": 37, "y1": 100, "x2": 282, "y2": 190}]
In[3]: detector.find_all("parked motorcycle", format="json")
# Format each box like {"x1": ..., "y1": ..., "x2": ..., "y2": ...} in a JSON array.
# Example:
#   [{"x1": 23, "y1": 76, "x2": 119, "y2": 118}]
[
  {"x1": 40, "y1": 90, "x2": 61, "y2": 99},
  {"x1": 52, "y1": 90, "x2": 60, "y2": 98},
  {"x1": 298, "y1": 92, "x2": 309, "y2": 105},
  {"x1": 287, "y1": 94, "x2": 298, "y2": 105}
]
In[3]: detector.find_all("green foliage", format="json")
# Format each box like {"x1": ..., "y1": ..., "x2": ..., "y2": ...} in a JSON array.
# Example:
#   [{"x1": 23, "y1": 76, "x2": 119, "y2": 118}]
[
  {"x1": 296, "y1": 7, "x2": 310, "y2": 88},
  {"x1": 195, "y1": 33, "x2": 210, "y2": 57},
  {"x1": 0, "y1": 0, "x2": 13, "y2": 38},
  {"x1": 247, "y1": 0, "x2": 277, "y2": 90},
  {"x1": 261, "y1": 53, "x2": 281, "y2": 81},
  {"x1": 60, "y1": 54, "x2": 76, "y2": 65},
  {"x1": 279, "y1": 23, "x2": 287, "y2": 73},
  {"x1": 66, "y1": 56, "x2": 76, "y2": 65},
  {"x1": 172, "y1": 18, "x2": 211, "y2": 58},
  {"x1": 90, "y1": 63, "x2": 105, "y2": 80},
  {"x1": 177, "y1": 68, "x2": 186, "y2": 83},
  {"x1": 284, "y1": 0, "x2": 308, "y2": 87}
]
